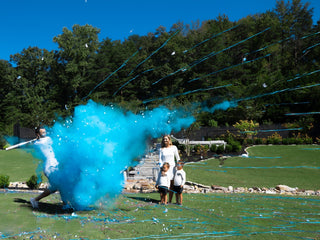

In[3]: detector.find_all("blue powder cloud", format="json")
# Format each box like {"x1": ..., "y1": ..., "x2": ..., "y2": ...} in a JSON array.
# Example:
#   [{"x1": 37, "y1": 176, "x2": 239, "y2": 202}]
[
  {"x1": 38, "y1": 100, "x2": 195, "y2": 210},
  {"x1": 202, "y1": 100, "x2": 238, "y2": 113}
]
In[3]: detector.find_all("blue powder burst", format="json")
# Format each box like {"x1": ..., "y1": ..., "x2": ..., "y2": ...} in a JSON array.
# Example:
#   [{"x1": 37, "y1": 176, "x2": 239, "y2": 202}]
[
  {"x1": 202, "y1": 100, "x2": 238, "y2": 113},
  {"x1": 36, "y1": 100, "x2": 195, "y2": 210}
]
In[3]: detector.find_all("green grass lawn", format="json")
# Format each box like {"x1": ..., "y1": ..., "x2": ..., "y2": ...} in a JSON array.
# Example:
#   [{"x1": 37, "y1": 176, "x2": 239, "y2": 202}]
[
  {"x1": 184, "y1": 145, "x2": 320, "y2": 190},
  {"x1": 0, "y1": 145, "x2": 320, "y2": 239},
  {"x1": 0, "y1": 149, "x2": 39, "y2": 182},
  {"x1": 1, "y1": 192, "x2": 320, "y2": 239}
]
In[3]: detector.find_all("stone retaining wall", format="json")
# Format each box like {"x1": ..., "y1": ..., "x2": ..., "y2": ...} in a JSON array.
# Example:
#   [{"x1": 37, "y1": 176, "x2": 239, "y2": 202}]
[{"x1": 5, "y1": 181, "x2": 320, "y2": 196}]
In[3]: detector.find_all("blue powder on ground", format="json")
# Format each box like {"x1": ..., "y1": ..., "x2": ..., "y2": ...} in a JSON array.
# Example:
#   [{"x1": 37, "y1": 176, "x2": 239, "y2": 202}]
[{"x1": 37, "y1": 100, "x2": 195, "y2": 210}]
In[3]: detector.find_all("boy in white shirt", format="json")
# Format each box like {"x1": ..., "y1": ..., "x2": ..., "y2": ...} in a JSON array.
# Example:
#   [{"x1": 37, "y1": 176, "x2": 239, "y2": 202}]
[{"x1": 173, "y1": 161, "x2": 186, "y2": 206}]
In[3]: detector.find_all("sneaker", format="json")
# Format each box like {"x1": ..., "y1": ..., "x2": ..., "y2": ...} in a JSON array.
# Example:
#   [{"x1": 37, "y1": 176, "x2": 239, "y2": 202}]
[{"x1": 30, "y1": 198, "x2": 39, "y2": 208}]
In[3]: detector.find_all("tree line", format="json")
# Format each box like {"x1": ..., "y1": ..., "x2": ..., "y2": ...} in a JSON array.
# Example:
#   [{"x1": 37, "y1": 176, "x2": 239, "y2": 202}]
[{"x1": 0, "y1": 0, "x2": 319, "y2": 136}]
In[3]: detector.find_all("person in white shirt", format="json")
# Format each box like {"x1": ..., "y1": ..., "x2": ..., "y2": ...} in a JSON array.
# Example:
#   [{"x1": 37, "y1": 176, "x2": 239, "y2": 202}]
[
  {"x1": 173, "y1": 161, "x2": 186, "y2": 205},
  {"x1": 155, "y1": 162, "x2": 170, "y2": 205},
  {"x1": 159, "y1": 135, "x2": 180, "y2": 203},
  {"x1": 30, "y1": 127, "x2": 61, "y2": 209}
]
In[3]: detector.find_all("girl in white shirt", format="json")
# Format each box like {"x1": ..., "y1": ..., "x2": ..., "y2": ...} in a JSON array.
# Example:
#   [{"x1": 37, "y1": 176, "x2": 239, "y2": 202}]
[
  {"x1": 159, "y1": 135, "x2": 180, "y2": 203},
  {"x1": 155, "y1": 162, "x2": 170, "y2": 204}
]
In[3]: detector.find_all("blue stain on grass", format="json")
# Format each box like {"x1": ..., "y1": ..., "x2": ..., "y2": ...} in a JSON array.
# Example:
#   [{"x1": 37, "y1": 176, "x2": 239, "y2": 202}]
[{"x1": 32, "y1": 100, "x2": 194, "y2": 210}]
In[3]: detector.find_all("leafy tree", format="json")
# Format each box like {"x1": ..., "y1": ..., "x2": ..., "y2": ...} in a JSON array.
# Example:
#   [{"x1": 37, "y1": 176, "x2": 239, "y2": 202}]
[
  {"x1": 0, "y1": 0, "x2": 319, "y2": 135},
  {"x1": 7, "y1": 47, "x2": 57, "y2": 127},
  {"x1": 52, "y1": 24, "x2": 100, "y2": 108}
]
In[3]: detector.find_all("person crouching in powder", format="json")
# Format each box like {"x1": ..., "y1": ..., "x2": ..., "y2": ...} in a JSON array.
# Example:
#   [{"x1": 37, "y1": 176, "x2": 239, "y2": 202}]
[
  {"x1": 155, "y1": 162, "x2": 170, "y2": 205},
  {"x1": 173, "y1": 161, "x2": 186, "y2": 205}
]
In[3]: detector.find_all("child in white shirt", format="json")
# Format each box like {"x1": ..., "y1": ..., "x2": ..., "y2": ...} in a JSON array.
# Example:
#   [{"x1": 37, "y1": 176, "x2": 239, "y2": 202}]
[
  {"x1": 155, "y1": 162, "x2": 170, "y2": 205},
  {"x1": 173, "y1": 161, "x2": 186, "y2": 205}
]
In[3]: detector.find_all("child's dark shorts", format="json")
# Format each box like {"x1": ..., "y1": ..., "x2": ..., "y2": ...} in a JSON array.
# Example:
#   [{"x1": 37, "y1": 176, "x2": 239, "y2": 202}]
[
  {"x1": 158, "y1": 186, "x2": 168, "y2": 194},
  {"x1": 173, "y1": 185, "x2": 184, "y2": 194}
]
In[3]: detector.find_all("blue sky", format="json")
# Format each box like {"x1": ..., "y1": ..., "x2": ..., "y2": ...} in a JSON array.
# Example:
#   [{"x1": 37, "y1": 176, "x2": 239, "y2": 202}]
[{"x1": 0, "y1": 0, "x2": 319, "y2": 61}]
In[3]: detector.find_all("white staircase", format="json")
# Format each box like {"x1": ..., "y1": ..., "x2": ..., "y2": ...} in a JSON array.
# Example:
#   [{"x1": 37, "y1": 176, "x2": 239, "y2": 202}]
[{"x1": 127, "y1": 153, "x2": 160, "y2": 181}]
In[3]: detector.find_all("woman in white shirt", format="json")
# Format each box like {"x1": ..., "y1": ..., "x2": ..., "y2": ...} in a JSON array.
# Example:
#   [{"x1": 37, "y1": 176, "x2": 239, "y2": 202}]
[{"x1": 159, "y1": 135, "x2": 180, "y2": 203}]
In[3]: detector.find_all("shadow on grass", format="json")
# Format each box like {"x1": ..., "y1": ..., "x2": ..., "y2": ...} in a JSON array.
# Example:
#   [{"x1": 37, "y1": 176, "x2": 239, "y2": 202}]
[
  {"x1": 14, "y1": 198, "x2": 74, "y2": 214},
  {"x1": 126, "y1": 196, "x2": 160, "y2": 204}
]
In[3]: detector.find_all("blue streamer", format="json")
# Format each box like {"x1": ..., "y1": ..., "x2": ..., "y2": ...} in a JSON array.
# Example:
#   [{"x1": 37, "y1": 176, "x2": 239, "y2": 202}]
[
  {"x1": 241, "y1": 128, "x2": 303, "y2": 133},
  {"x1": 187, "y1": 27, "x2": 271, "y2": 70},
  {"x1": 183, "y1": 24, "x2": 240, "y2": 53},
  {"x1": 128, "y1": 29, "x2": 181, "y2": 76},
  {"x1": 301, "y1": 31, "x2": 320, "y2": 39},
  {"x1": 244, "y1": 31, "x2": 320, "y2": 57},
  {"x1": 113, "y1": 68, "x2": 154, "y2": 96},
  {"x1": 83, "y1": 49, "x2": 140, "y2": 100},
  {"x1": 265, "y1": 102, "x2": 310, "y2": 107},
  {"x1": 143, "y1": 84, "x2": 232, "y2": 104},
  {"x1": 287, "y1": 69, "x2": 320, "y2": 82},
  {"x1": 236, "y1": 83, "x2": 320, "y2": 103},
  {"x1": 285, "y1": 112, "x2": 320, "y2": 116},
  {"x1": 152, "y1": 27, "x2": 270, "y2": 86},
  {"x1": 302, "y1": 42, "x2": 320, "y2": 53},
  {"x1": 244, "y1": 36, "x2": 292, "y2": 56},
  {"x1": 188, "y1": 53, "x2": 271, "y2": 83}
]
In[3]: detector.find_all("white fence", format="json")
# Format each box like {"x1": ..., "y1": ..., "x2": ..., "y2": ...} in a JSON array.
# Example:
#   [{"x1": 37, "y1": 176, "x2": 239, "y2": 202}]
[{"x1": 171, "y1": 136, "x2": 227, "y2": 148}]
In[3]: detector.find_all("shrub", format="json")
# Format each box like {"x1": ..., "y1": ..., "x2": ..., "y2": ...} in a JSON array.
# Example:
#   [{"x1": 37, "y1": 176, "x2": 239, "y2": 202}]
[
  {"x1": 0, "y1": 175, "x2": 9, "y2": 188},
  {"x1": 208, "y1": 119, "x2": 218, "y2": 127},
  {"x1": 0, "y1": 136, "x2": 8, "y2": 149},
  {"x1": 304, "y1": 136, "x2": 313, "y2": 144},
  {"x1": 26, "y1": 174, "x2": 42, "y2": 190},
  {"x1": 216, "y1": 145, "x2": 225, "y2": 154},
  {"x1": 295, "y1": 138, "x2": 304, "y2": 145},
  {"x1": 288, "y1": 138, "x2": 296, "y2": 144},
  {"x1": 303, "y1": 134, "x2": 313, "y2": 144},
  {"x1": 210, "y1": 144, "x2": 217, "y2": 152},
  {"x1": 282, "y1": 138, "x2": 289, "y2": 145},
  {"x1": 195, "y1": 145, "x2": 209, "y2": 157},
  {"x1": 194, "y1": 144, "x2": 201, "y2": 152},
  {"x1": 273, "y1": 138, "x2": 281, "y2": 145},
  {"x1": 232, "y1": 143, "x2": 242, "y2": 153},
  {"x1": 177, "y1": 144, "x2": 186, "y2": 152},
  {"x1": 225, "y1": 144, "x2": 233, "y2": 153},
  {"x1": 268, "y1": 132, "x2": 282, "y2": 145},
  {"x1": 246, "y1": 138, "x2": 253, "y2": 145},
  {"x1": 254, "y1": 138, "x2": 263, "y2": 145}
]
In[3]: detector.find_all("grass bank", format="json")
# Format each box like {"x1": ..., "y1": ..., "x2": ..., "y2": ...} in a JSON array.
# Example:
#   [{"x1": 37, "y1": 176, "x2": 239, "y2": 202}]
[
  {"x1": 0, "y1": 149, "x2": 38, "y2": 182},
  {"x1": 184, "y1": 145, "x2": 320, "y2": 190}
]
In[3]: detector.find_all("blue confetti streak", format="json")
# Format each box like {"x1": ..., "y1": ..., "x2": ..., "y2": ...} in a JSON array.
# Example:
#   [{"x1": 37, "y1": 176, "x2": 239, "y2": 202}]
[
  {"x1": 128, "y1": 29, "x2": 181, "y2": 76},
  {"x1": 183, "y1": 24, "x2": 240, "y2": 53},
  {"x1": 142, "y1": 84, "x2": 232, "y2": 104},
  {"x1": 188, "y1": 54, "x2": 271, "y2": 83},
  {"x1": 83, "y1": 48, "x2": 140, "y2": 100}
]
